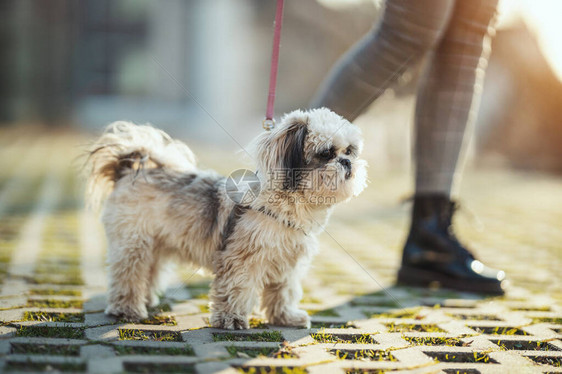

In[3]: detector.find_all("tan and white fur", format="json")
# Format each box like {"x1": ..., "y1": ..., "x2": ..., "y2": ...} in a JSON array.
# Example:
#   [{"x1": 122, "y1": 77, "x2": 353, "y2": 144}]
[{"x1": 85, "y1": 108, "x2": 367, "y2": 329}]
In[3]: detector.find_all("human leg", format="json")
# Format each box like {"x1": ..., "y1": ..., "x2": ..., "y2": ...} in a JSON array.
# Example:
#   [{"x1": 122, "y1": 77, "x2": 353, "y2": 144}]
[
  {"x1": 414, "y1": 0, "x2": 499, "y2": 195},
  {"x1": 400, "y1": 0, "x2": 505, "y2": 294},
  {"x1": 311, "y1": 0, "x2": 454, "y2": 121}
]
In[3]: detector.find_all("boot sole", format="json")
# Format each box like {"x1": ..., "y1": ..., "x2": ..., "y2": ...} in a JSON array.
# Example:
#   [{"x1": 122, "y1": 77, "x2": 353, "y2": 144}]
[{"x1": 397, "y1": 265, "x2": 505, "y2": 295}]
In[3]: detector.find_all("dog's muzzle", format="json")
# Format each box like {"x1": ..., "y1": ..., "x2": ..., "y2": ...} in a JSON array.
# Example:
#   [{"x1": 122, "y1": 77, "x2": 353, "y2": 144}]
[{"x1": 339, "y1": 158, "x2": 352, "y2": 179}]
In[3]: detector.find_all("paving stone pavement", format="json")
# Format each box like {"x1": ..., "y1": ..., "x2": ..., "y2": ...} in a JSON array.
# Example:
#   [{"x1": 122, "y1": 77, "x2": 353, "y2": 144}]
[{"x1": 0, "y1": 131, "x2": 561, "y2": 374}]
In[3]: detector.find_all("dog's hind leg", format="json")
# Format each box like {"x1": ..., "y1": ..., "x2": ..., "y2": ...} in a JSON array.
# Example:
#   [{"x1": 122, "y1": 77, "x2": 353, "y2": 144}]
[{"x1": 104, "y1": 238, "x2": 153, "y2": 321}]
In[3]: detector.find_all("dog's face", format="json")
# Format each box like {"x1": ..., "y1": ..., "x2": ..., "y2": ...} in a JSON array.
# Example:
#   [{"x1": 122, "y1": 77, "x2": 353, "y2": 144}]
[{"x1": 253, "y1": 108, "x2": 367, "y2": 206}]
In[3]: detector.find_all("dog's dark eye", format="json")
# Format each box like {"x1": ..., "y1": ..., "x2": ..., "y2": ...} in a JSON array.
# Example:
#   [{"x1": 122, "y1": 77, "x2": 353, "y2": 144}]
[
  {"x1": 345, "y1": 146, "x2": 356, "y2": 156},
  {"x1": 318, "y1": 148, "x2": 334, "y2": 160}
]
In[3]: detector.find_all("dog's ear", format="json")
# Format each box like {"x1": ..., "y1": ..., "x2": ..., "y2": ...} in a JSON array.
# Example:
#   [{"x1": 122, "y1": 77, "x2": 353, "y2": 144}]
[
  {"x1": 251, "y1": 111, "x2": 309, "y2": 190},
  {"x1": 278, "y1": 118, "x2": 308, "y2": 190},
  {"x1": 280, "y1": 119, "x2": 308, "y2": 171}
]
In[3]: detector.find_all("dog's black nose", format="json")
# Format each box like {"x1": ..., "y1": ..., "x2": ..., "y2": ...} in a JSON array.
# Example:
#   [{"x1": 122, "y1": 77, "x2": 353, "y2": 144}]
[{"x1": 339, "y1": 158, "x2": 351, "y2": 170}]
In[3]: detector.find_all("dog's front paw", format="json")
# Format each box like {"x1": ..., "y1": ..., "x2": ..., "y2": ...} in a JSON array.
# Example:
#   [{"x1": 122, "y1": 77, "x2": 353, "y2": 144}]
[
  {"x1": 269, "y1": 308, "x2": 310, "y2": 328},
  {"x1": 211, "y1": 311, "x2": 249, "y2": 330},
  {"x1": 105, "y1": 304, "x2": 148, "y2": 322}
]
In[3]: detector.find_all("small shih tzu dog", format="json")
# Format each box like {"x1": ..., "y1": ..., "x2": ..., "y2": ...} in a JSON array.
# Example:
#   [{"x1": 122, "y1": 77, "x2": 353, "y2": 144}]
[{"x1": 86, "y1": 108, "x2": 367, "y2": 329}]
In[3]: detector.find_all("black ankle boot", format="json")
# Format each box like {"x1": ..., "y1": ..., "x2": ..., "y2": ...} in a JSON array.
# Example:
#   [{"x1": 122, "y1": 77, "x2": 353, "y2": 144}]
[{"x1": 397, "y1": 194, "x2": 506, "y2": 294}]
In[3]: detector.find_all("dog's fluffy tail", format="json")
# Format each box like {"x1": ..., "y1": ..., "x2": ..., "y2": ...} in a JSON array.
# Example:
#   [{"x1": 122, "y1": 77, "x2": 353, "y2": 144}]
[{"x1": 85, "y1": 121, "x2": 197, "y2": 211}]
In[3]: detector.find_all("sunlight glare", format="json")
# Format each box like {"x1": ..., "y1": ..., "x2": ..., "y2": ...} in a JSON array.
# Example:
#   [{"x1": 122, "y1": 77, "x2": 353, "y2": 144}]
[{"x1": 498, "y1": 0, "x2": 562, "y2": 82}]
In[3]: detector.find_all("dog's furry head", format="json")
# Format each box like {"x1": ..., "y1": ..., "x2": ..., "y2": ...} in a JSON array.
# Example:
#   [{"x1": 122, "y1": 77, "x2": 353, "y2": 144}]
[{"x1": 252, "y1": 108, "x2": 367, "y2": 207}]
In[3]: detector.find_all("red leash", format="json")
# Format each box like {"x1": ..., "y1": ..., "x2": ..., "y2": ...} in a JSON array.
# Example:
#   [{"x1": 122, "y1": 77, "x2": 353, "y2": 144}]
[{"x1": 263, "y1": 0, "x2": 285, "y2": 131}]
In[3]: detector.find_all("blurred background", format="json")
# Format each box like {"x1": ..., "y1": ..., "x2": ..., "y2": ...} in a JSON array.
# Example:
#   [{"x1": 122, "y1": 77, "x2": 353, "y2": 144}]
[{"x1": 1, "y1": 0, "x2": 562, "y2": 173}]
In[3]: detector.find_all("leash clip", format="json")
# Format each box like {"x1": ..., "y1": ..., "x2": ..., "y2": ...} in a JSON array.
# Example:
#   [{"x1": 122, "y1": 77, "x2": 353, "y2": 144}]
[{"x1": 262, "y1": 118, "x2": 275, "y2": 131}]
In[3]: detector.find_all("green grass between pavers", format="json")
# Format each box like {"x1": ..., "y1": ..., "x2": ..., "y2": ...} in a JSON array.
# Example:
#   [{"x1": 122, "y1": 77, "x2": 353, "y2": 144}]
[
  {"x1": 369, "y1": 307, "x2": 421, "y2": 319},
  {"x1": 36, "y1": 256, "x2": 82, "y2": 266},
  {"x1": 114, "y1": 344, "x2": 194, "y2": 356},
  {"x1": 29, "y1": 289, "x2": 82, "y2": 297},
  {"x1": 511, "y1": 306, "x2": 551, "y2": 312},
  {"x1": 0, "y1": 216, "x2": 31, "y2": 266},
  {"x1": 531, "y1": 316, "x2": 562, "y2": 324},
  {"x1": 493, "y1": 339, "x2": 559, "y2": 351},
  {"x1": 16, "y1": 325, "x2": 85, "y2": 339},
  {"x1": 185, "y1": 279, "x2": 211, "y2": 289},
  {"x1": 310, "y1": 330, "x2": 376, "y2": 344},
  {"x1": 186, "y1": 287, "x2": 209, "y2": 300},
  {"x1": 469, "y1": 326, "x2": 528, "y2": 335},
  {"x1": 448, "y1": 313, "x2": 500, "y2": 321},
  {"x1": 34, "y1": 262, "x2": 81, "y2": 273},
  {"x1": 351, "y1": 298, "x2": 400, "y2": 307},
  {"x1": 308, "y1": 308, "x2": 339, "y2": 317},
  {"x1": 425, "y1": 351, "x2": 496, "y2": 364},
  {"x1": 0, "y1": 258, "x2": 10, "y2": 269},
  {"x1": 32, "y1": 273, "x2": 84, "y2": 286},
  {"x1": 11, "y1": 342, "x2": 81, "y2": 356},
  {"x1": 185, "y1": 280, "x2": 211, "y2": 300},
  {"x1": 345, "y1": 370, "x2": 386, "y2": 374},
  {"x1": 139, "y1": 315, "x2": 177, "y2": 326},
  {"x1": 34, "y1": 213, "x2": 84, "y2": 287},
  {"x1": 41, "y1": 240, "x2": 81, "y2": 256},
  {"x1": 386, "y1": 323, "x2": 445, "y2": 333},
  {"x1": 213, "y1": 331, "x2": 284, "y2": 342},
  {"x1": 33, "y1": 264, "x2": 82, "y2": 275},
  {"x1": 227, "y1": 345, "x2": 298, "y2": 359},
  {"x1": 310, "y1": 321, "x2": 357, "y2": 329},
  {"x1": 0, "y1": 219, "x2": 25, "y2": 243},
  {"x1": 404, "y1": 336, "x2": 465, "y2": 346},
  {"x1": 23, "y1": 311, "x2": 84, "y2": 323},
  {"x1": 0, "y1": 303, "x2": 26, "y2": 311},
  {"x1": 249, "y1": 317, "x2": 267, "y2": 329},
  {"x1": 118, "y1": 329, "x2": 182, "y2": 342},
  {"x1": 0, "y1": 249, "x2": 12, "y2": 264},
  {"x1": 527, "y1": 355, "x2": 561, "y2": 367},
  {"x1": 198, "y1": 304, "x2": 210, "y2": 313},
  {"x1": 5, "y1": 360, "x2": 86, "y2": 372},
  {"x1": 227, "y1": 346, "x2": 277, "y2": 358},
  {"x1": 123, "y1": 362, "x2": 195, "y2": 373},
  {"x1": 300, "y1": 296, "x2": 322, "y2": 304},
  {"x1": 237, "y1": 367, "x2": 307, "y2": 374},
  {"x1": 334, "y1": 349, "x2": 397, "y2": 361},
  {"x1": 27, "y1": 298, "x2": 83, "y2": 309},
  {"x1": 191, "y1": 291, "x2": 209, "y2": 300},
  {"x1": 148, "y1": 302, "x2": 172, "y2": 313}
]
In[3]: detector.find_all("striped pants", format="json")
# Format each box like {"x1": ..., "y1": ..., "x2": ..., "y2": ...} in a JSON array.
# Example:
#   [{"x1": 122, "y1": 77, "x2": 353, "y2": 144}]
[{"x1": 311, "y1": 0, "x2": 499, "y2": 196}]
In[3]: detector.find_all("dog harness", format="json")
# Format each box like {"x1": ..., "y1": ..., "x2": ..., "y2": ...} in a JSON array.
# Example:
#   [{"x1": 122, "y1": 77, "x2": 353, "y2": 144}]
[{"x1": 218, "y1": 203, "x2": 307, "y2": 252}]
